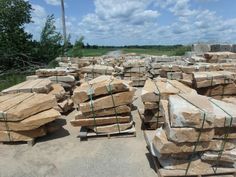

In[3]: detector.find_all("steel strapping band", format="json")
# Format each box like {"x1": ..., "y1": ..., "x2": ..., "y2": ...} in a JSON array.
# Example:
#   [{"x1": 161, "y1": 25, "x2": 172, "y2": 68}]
[
  {"x1": 87, "y1": 86, "x2": 98, "y2": 133},
  {"x1": 153, "y1": 80, "x2": 161, "y2": 128},
  {"x1": 208, "y1": 98, "x2": 233, "y2": 173},
  {"x1": 106, "y1": 80, "x2": 121, "y2": 133},
  {"x1": 176, "y1": 94, "x2": 207, "y2": 176}
]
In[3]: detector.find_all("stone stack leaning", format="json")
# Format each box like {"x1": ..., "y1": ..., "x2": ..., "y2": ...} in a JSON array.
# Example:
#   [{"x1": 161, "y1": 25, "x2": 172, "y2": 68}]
[
  {"x1": 0, "y1": 93, "x2": 61, "y2": 142},
  {"x1": 141, "y1": 78, "x2": 197, "y2": 129},
  {"x1": 71, "y1": 76, "x2": 136, "y2": 134},
  {"x1": 151, "y1": 93, "x2": 236, "y2": 173}
]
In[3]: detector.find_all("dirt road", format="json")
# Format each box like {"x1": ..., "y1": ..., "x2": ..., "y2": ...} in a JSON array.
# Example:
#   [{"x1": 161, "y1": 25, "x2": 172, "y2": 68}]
[{"x1": 0, "y1": 88, "x2": 157, "y2": 177}]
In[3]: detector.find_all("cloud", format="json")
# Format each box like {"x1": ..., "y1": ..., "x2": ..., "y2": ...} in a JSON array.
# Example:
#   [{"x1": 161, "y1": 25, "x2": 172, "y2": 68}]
[
  {"x1": 44, "y1": 0, "x2": 61, "y2": 6},
  {"x1": 26, "y1": 0, "x2": 236, "y2": 45}
]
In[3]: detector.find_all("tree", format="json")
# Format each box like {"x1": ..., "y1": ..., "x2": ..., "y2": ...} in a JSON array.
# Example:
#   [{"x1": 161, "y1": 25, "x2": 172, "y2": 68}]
[
  {"x1": 0, "y1": 0, "x2": 32, "y2": 69},
  {"x1": 70, "y1": 36, "x2": 85, "y2": 58},
  {"x1": 39, "y1": 14, "x2": 62, "y2": 63}
]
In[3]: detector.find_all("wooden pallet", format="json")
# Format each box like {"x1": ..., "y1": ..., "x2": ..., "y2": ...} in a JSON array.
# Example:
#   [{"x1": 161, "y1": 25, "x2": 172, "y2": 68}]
[
  {"x1": 143, "y1": 130, "x2": 236, "y2": 177},
  {"x1": 78, "y1": 124, "x2": 136, "y2": 141},
  {"x1": 1, "y1": 138, "x2": 36, "y2": 147}
]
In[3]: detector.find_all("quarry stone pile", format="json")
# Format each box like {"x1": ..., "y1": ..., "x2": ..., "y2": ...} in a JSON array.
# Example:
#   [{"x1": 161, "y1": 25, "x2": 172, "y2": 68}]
[
  {"x1": 71, "y1": 76, "x2": 136, "y2": 134},
  {"x1": 0, "y1": 93, "x2": 62, "y2": 142},
  {"x1": 150, "y1": 93, "x2": 236, "y2": 173}
]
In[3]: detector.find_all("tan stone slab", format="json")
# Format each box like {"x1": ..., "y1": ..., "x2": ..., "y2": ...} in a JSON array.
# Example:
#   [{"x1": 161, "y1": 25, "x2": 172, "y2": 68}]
[
  {"x1": 72, "y1": 76, "x2": 130, "y2": 104},
  {"x1": 161, "y1": 100, "x2": 214, "y2": 143},
  {"x1": 193, "y1": 71, "x2": 236, "y2": 88},
  {"x1": 0, "y1": 127, "x2": 47, "y2": 142},
  {"x1": 202, "y1": 149, "x2": 236, "y2": 164},
  {"x1": 71, "y1": 115, "x2": 130, "y2": 126},
  {"x1": 36, "y1": 68, "x2": 67, "y2": 77},
  {"x1": 0, "y1": 109, "x2": 60, "y2": 131},
  {"x1": 199, "y1": 83, "x2": 236, "y2": 96},
  {"x1": 141, "y1": 78, "x2": 197, "y2": 103},
  {"x1": 48, "y1": 84, "x2": 66, "y2": 101},
  {"x1": 0, "y1": 93, "x2": 57, "y2": 121},
  {"x1": 169, "y1": 94, "x2": 214, "y2": 128},
  {"x1": 88, "y1": 121, "x2": 133, "y2": 133},
  {"x1": 1, "y1": 79, "x2": 52, "y2": 94},
  {"x1": 58, "y1": 99, "x2": 73, "y2": 113},
  {"x1": 223, "y1": 97, "x2": 236, "y2": 104},
  {"x1": 144, "y1": 102, "x2": 159, "y2": 110},
  {"x1": 152, "y1": 128, "x2": 235, "y2": 155},
  {"x1": 75, "y1": 105, "x2": 131, "y2": 118},
  {"x1": 79, "y1": 89, "x2": 135, "y2": 113},
  {"x1": 81, "y1": 65, "x2": 114, "y2": 74}
]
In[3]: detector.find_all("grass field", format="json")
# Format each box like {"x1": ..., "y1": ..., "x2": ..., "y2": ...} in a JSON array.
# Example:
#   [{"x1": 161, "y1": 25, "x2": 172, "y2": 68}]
[
  {"x1": 0, "y1": 73, "x2": 28, "y2": 91},
  {"x1": 121, "y1": 46, "x2": 191, "y2": 56},
  {"x1": 67, "y1": 48, "x2": 116, "y2": 57}
]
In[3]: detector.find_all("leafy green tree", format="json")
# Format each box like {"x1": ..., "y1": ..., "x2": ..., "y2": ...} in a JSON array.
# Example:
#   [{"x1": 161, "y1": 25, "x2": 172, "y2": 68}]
[
  {"x1": 70, "y1": 36, "x2": 84, "y2": 58},
  {"x1": 39, "y1": 14, "x2": 62, "y2": 63},
  {"x1": 0, "y1": 0, "x2": 32, "y2": 69}
]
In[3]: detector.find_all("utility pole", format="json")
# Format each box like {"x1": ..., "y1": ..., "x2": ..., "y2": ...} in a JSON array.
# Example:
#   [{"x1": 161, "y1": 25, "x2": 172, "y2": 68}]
[{"x1": 61, "y1": 0, "x2": 67, "y2": 55}]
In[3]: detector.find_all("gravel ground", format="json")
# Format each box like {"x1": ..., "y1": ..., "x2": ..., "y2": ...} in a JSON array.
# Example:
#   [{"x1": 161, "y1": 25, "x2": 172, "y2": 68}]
[{"x1": 0, "y1": 88, "x2": 157, "y2": 177}]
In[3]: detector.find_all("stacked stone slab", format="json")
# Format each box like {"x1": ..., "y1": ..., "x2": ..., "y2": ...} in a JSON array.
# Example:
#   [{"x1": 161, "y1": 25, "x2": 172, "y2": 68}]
[
  {"x1": 192, "y1": 71, "x2": 236, "y2": 99},
  {"x1": 80, "y1": 64, "x2": 115, "y2": 80},
  {"x1": 151, "y1": 93, "x2": 236, "y2": 172},
  {"x1": 1, "y1": 79, "x2": 73, "y2": 115},
  {"x1": 204, "y1": 52, "x2": 236, "y2": 63},
  {"x1": 141, "y1": 78, "x2": 197, "y2": 129},
  {"x1": 146, "y1": 56, "x2": 182, "y2": 78},
  {"x1": 70, "y1": 76, "x2": 136, "y2": 134},
  {"x1": 34, "y1": 68, "x2": 77, "y2": 92},
  {"x1": 0, "y1": 93, "x2": 62, "y2": 142},
  {"x1": 122, "y1": 59, "x2": 147, "y2": 87},
  {"x1": 48, "y1": 84, "x2": 74, "y2": 114}
]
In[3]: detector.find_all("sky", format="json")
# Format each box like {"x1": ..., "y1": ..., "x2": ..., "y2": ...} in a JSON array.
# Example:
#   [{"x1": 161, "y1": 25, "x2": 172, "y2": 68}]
[{"x1": 25, "y1": 0, "x2": 236, "y2": 46}]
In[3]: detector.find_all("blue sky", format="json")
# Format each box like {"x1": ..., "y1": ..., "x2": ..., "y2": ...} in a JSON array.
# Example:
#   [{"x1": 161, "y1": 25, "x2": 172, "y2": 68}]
[{"x1": 25, "y1": 0, "x2": 236, "y2": 45}]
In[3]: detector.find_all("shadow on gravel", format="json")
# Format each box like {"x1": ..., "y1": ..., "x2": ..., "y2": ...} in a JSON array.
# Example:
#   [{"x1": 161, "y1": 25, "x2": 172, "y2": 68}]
[
  {"x1": 37, "y1": 119, "x2": 70, "y2": 143},
  {"x1": 145, "y1": 152, "x2": 157, "y2": 173}
]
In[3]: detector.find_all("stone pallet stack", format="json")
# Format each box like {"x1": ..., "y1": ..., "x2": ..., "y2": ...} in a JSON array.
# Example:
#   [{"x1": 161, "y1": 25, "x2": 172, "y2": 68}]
[
  {"x1": 159, "y1": 63, "x2": 220, "y2": 82},
  {"x1": 70, "y1": 76, "x2": 136, "y2": 134},
  {"x1": 34, "y1": 68, "x2": 77, "y2": 92},
  {"x1": 1, "y1": 79, "x2": 52, "y2": 94},
  {"x1": 204, "y1": 52, "x2": 236, "y2": 63},
  {"x1": 141, "y1": 78, "x2": 197, "y2": 129},
  {"x1": 56, "y1": 56, "x2": 97, "y2": 68},
  {"x1": 150, "y1": 93, "x2": 236, "y2": 174},
  {"x1": 48, "y1": 84, "x2": 74, "y2": 114},
  {"x1": 0, "y1": 93, "x2": 62, "y2": 142},
  {"x1": 192, "y1": 71, "x2": 236, "y2": 99},
  {"x1": 80, "y1": 64, "x2": 115, "y2": 81},
  {"x1": 122, "y1": 59, "x2": 147, "y2": 87},
  {"x1": 1, "y1": 79, "x2": 73, "y2": 115},
  {"x1": 147, "y1": 56, "x2": 182, "y2": 78}
]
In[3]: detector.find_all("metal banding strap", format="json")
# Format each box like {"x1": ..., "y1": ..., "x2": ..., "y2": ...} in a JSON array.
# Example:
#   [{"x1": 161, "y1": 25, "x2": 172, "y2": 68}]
[
  {"x1": 153, "y1": 80, "x2": 161, "y2": 128},
  {"x1": 169, "y1": 65, "x2": 173, "y2": 80},
  {"x1": 208, "y1": 98, "x2": 233, "y2": 173},
  {"x1": 176, "y1": 94, "x2": 207, "y2": 176},
  {"x1": 1, "y1": 112, "x2": 11, "y2": 142},
  {"x1": 87, "y1": 86, "x2": 98, "y2": 133},
  {"x1": 106, "y1": 80, "x2": 121, "y2": 133}
]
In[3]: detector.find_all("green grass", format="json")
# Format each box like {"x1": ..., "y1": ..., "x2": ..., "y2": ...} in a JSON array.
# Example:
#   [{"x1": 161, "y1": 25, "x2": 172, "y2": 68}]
[
  {"x1": 67, "y1": 48, "x2": 116, "y2": 57},
  {"x1": 0, "y1": 73, "x2": 28, "y2": 91},
  {"x1": 121, "y1": 46, "x2": 191, "y2": 56}
]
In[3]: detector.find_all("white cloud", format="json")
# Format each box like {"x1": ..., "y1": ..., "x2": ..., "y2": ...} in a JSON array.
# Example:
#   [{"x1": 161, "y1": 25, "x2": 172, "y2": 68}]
[
  {"x1": 44, "y1": 0, "x2": 61, "y2": 6},
  {"x1": 26, "y1": 0, "x2": 236, "y2": 45}
]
